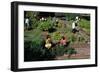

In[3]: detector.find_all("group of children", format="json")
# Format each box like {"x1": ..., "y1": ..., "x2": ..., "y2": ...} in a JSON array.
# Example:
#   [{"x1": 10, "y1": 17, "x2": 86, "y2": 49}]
[{"x1": 45, "y1": 35, "x2": 68, "y2": 49}]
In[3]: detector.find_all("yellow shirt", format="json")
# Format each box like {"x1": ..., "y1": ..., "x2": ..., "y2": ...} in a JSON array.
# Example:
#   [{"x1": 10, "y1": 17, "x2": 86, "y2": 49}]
[{"x1": 45, "y1": 39, "x2": 52, "y2": 49}]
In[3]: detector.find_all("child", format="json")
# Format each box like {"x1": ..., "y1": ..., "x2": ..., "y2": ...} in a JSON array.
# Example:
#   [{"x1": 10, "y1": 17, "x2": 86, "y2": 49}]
[
  {"x1": 45, "y1": 35, "x2": 52, "y2": 49},
  {"x1": 59, "y1": 36, "x2": 67, "y2": 46},
  {"x1": 25, "y1": 18, "x2": 29, "y2": 30},
  {"x1": 72, "y1": 21, "x2": 79, "y2": 34}
]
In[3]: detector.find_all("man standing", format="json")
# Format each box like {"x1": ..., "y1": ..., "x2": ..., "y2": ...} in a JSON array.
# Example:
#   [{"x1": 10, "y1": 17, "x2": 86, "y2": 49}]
[
  {"x1": 72, "y1": 21, "x2": 77, "y2": 33},
  {"x1": 25, "y1": 18, "x2": 30, "y2": 30}
]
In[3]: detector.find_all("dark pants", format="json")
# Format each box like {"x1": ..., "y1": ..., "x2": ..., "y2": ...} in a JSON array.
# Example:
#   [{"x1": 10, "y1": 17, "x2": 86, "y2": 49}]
[{"x1": 72, "y1": 28, "x2": 79, "y2": 33}]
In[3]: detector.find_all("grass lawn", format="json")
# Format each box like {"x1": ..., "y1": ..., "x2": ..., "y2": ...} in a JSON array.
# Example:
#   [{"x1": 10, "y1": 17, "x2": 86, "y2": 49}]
[{"x1": 24, "y1": 28, "x2": 42, "y2": 41}]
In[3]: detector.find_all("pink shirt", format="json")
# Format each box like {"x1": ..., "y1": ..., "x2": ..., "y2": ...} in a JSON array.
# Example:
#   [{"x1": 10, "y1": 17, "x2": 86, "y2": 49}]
[{"x1": 60, "y1": 39, "x2": 67, "y2": 45}]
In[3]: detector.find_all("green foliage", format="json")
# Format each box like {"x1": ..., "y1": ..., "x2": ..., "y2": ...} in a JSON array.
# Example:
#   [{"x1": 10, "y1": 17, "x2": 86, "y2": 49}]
[
  {"x1": 38, "y1": 17, "x2": 53, "y2": 31},
  {"x1": 65, "y1": 13, "x2": 79, "y2": 21},
  {"x1": 52, "y1": 32, "x2": 62, "y2": 42},
  {"x1": 79, "y1": 19, "x2": 90, "y2": 32},
  {"x1": 24, "y1": 12, "x2": 89, "y2": 61},
  {"x1": 65, "y1": 47, "x2": 77, "y2": 54},
  {"x1": 53, "y1": 45, "x2": 77, "y2": 57},
  {"x1": 81, "y1": 15, "x2": 90, "y2": 20},
  {"x1": 24, "y1": 28, "x2": 42, "y2": 41},
  {"x1": 24, "y1": 40, "x2": 55, "y2": 61},
  {"x1": 65, "y1": 47, "x2": 77, "y2": 58},
  {"x1": 70, "y1": 35, "x2": 77, "y2": 43},
  {"x1": 25, "y1": 11, "x2": 39, "y2": 29},
  {"x1": 53, "y1": 45, "x2": 66, "y2": 56},
  {"x1": 24, "y1": 39, "x2": 77, "y2": 61}
]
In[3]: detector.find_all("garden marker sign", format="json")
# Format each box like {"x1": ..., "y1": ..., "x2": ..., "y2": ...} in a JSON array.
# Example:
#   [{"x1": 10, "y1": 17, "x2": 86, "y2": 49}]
[{"x1": 11, "y1": 1, "x2": 97, "y2": 72}]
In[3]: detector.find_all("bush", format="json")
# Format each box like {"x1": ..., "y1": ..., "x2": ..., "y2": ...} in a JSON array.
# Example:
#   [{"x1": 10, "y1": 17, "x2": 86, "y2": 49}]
[
  {"x1": 24, "y1": 40, "x2": 77, "y2": 61},
  {"x1": 38, "y1": 17, "x2": 53, "y2": 31},
  {"x1": 65, "y1": 47, "x2": 77, "y2": 58},
  {"x1": 24, "y1": 40, "x2": 56, "y2": 61},
  {"x1": 52, "y1": 44, "x2": 77, "y2": 58},
  {"x1": 52, "y1": 32, "x2": 62, "y2": 42},
  {"x1": 65, "y1": 47, "x2": 77, "y2": 54},
  {"x1": 53, "y1": 45, "x2": 66, "y2": 56}
]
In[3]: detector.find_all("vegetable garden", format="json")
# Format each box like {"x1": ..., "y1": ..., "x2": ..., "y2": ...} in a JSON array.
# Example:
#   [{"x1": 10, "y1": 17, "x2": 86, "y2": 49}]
[{"x1": 24, "y1": 11, "x2": 90, "y2": 61}]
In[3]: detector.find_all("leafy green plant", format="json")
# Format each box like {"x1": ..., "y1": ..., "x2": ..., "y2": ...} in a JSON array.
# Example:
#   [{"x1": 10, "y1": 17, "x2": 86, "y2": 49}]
[
  {"x1": 65, "y1": 47, "x2": 77, "y2": 58},
  {"x1": 52, "y1": 44, "x2": 77, "y2": 58},
  {"x1": 65, "y1": 47, "x2": 77, "y2": 54},
  {"x1": 52, "y1": 32, "x2": 62, "y2": 42},
  {"x1": 38, "y1": 17, "x2": 53, "y2": 31},
  {"x1": 24, "y1": 39, "x2": 77, "y2": 61},
  {"x1": 54, "y1": 45, "x2": 66, "y2": 56},
  {"x1": 24, "y1": 40, "x2": 56, "y2": 61},
  {"x1": 70, "y1": 35, "x2": 77, "y2": 43}
]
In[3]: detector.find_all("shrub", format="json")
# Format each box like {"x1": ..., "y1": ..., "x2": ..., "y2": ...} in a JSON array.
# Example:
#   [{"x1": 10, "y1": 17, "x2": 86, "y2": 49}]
[
  {"x1": 52, "y1": 32, "x2": 62, "y2": 42},
  {"x1": 24, "y1": 40, "x2": 77, "y2": 61},
  {"x1": 52, "y1": 44, "x2": 77, "y2": 58},
  {"x1": 24, "y1": 41, "x2": 34, "y2": 61},
  {"x1": 38, "y1": 17, "x2": 53, "y2": 31},
  {"x1": 65, "y1": 47, "x2": 77, "y2": 54},
  {"x1": 24, "y1": 40, "x2": 56, "y2": 61},
  {"x1": 65, "y1": 47, "x2": 77, "y2": 58},
  {"x1": 53, "y1": 45, "x2": 66, "y2": 56}
]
